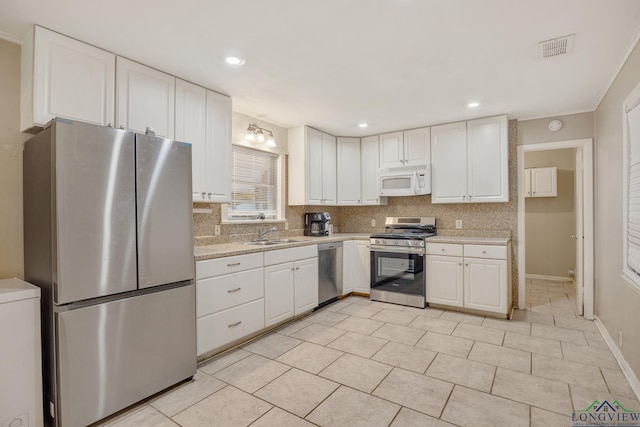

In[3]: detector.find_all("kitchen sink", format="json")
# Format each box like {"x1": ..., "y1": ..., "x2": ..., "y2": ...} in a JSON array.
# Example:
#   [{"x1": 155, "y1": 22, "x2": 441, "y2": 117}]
[{"x1": 244, "y1": 239, "x2": 302, "y2": 246}]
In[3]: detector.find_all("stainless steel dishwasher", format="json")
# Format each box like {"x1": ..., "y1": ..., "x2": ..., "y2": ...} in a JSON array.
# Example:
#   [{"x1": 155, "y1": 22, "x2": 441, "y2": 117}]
[{"x1": 317, "y1": 242, "x2": 343, "y2": 308}]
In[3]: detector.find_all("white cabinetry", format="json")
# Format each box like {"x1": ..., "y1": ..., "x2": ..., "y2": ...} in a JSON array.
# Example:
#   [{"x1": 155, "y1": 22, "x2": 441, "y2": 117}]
[
  {"x1": 343, "y1": 240, "x2": 371, "y2": 295},
  {"x1": 361, "y1": 135, "x2": 387, "y2": 205},
  {"x1": 525, "y1": 167, "x2": 557, "y2": 197},
  {"x1": 21, "y1": 25, "x2": 115, "y2": 131},
  {"x1": 380, "y1": 127, "x2": 431, "y2": 168},
  {"x1": 195, "y1": 253, "x2": 265, "y2": 357},
  {"x1": 431, "y1": 115, "x2": 508, "y2": 204},
  {"x1": 289, "y1": 126, "x2": 337, "y2": 205},
  {"x1": 426, "y1": 242, "x2": 511, "y2": 316},
  {"x1": 264, "y1": 246, "x2": 318, "y2": 327},
  {"x1": 337, "y1": 137, "x2": 362, "y2": 205},
  {"x1": 116, "y1": 57, "x2": 175, "y2": 138}
]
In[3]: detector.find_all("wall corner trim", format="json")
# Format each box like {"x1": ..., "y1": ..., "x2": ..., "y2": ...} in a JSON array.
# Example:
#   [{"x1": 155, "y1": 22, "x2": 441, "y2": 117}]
[{"x1": 594, "y1": 315, "x2": 640, "y2": 402}]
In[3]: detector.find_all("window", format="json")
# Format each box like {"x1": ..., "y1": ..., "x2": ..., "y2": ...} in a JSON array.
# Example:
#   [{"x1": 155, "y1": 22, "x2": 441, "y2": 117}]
[
  {"x1": 623, "y1": 81, "x2": 640, "y2": 288},
  {"x1": 225, "y1": 145, "x2": 280, "y2": 221}
]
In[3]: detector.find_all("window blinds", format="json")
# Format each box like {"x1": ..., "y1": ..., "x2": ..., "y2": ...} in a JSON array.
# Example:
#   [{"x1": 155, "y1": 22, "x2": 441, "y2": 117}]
[
  {"x1": 229, "y1": 146, "x2": 278, "y2": 219},
  {"x1": 627, "y1": 105, "x2": 640, "y2": 275}
]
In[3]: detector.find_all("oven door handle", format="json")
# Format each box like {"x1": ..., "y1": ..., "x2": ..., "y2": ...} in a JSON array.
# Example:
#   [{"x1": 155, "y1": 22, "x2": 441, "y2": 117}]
[{"x1": 370, "y1": 245, "x2": 425, "y2": 255}]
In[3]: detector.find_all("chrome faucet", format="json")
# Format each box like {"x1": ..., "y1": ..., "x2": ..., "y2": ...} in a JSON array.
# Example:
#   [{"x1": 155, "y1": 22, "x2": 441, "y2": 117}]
[{"x1": 256, "y1": 227, "x2": 278, "y2": 241}]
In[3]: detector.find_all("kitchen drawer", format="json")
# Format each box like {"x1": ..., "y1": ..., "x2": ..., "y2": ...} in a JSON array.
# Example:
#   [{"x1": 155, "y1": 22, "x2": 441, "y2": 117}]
[
  {"x1": 264, "y1": 245, "x2": 318, "y2": 266},
  {"x1": 197, "y1": 299, "x2": 265, "y2": 356},
  {"x1": 196, "y1": 253, "x2": 263, "y2": 279},
  {"x1": 426, "y1": 242, "x2": 463, "y2": 256},
  {"x1": 196, "y1": 268, "x2": 264, "y2": 317},
  {"x1": 463, "y1": 244, "x2": 507, "y2": 260}
]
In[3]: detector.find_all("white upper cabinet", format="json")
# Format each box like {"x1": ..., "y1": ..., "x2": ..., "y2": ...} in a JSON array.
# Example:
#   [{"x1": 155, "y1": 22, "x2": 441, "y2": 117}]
[
  {"x1": 337, "y1": 137, "x2": 362, "y2": 205},
  {"x1": 361, "y1": 135, "x2": 387, "y2": 205},
  {"x1": 205, "y1": 90, "x2": 232, "y2": 202},
  {"x1": 526, "y1": 167, "x2": 557, "y2": 197},
  {"x1": 116, "y1": 57, "x2": 175, "y2": 138},
  {"x1": 380, "y1": 127, "x2": 430, "y2": 169},
  {"x1": 21, "y1": 26, "x2": 115, "y2": 131},
  {"x1": 288, "y1": 126, "x2": 337, "y2": 205},
  {"x1": 431, "y1": 115, "x2": 508, "y2": 204}
]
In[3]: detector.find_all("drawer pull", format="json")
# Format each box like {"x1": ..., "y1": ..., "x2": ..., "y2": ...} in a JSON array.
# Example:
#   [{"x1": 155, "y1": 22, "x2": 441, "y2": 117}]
[
  {"x1": 227, "y1": 262, "x2": 241, "y2": 267},
  {"x1": 227, "y1": 287, "x2": 242, "y2": 293},
  {"x1": 441, "y1": 248, "x2": 445, "y2": 251},
  {"x1": 228, "y1": 321, "x2": 242, "y2": 328},
  {"x1": 482, "y1": 250, "x2": 486, "y2": 254}
]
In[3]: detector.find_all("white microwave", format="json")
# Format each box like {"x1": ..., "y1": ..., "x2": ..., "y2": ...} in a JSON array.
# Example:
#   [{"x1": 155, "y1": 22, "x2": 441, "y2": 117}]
[{"x1": 379, "y1": 165, "x2": 431, "y2": 196}]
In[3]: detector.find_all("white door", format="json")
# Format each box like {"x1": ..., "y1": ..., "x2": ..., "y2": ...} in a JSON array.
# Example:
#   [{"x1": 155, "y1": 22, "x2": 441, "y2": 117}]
[
  {"x1": 264, "y1": 263, "x2": 294, "y2": 327},
  {"x1": 306, "y1": 128, "x2": 324, "y2": 204},
  {"x1": 322, "y1": 133, "x2": 337, "y2": 204},
  {"x1": 464, "y1": 258, "x2": 507, "y2": 314},
  {"x1": 294, "y1": 258, "x2": 319, "y2": 314},
  {"x1": 342, "y1": 241, "x2": 354, "y2": 294},
  {"x1": 403, "y1": 127, "x2": 431, "y2": 167},
  {"x1": 361, "y1": 135, "x2": 382, "y2": 205},
  {"x1": 426, "y1": 255, "x2": 464, "y2": 307},
  {"x1": 431, "y1": 122, "x2": 467, "y2": 203},
  {"x1": 353, "y1": 241, "x2": 371, "y2": 294},
  {"x1": 337, "y1": 137, "x2": 362, "y2": 205},
  {"x1": 575, "y1": 149, "x2": 584, "y2": 316},
  {"x1": 205, "y1": 90, "x2": 232, "y2": 202},
  {"x1": 466, "y1": 116, "x2": 508, "y2": 203},
  {"x1": 379, "y1": 131, "x2": 404, "y2": 168}
]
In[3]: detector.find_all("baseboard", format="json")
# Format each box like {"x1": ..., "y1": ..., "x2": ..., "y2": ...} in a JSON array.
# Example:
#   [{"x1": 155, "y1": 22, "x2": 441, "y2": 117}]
[
  {"x1": 525, "y1": 274, "x2": 573, "y2": 282},
  {"x1": 594, "y1": 316, "x2": 640, "y2": 401}
]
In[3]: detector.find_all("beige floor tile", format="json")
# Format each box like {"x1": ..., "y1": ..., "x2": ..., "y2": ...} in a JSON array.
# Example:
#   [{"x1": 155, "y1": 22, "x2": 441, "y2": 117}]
[
  {"x1": 103, "y1": 406, "x2": 177, "y2": 427},
  {"x1": 347, "y1": 296, "x2": 374, "y2": 305},
  {"x1": 570, "y1": 384, "x2": 640, "y2": 413},
  {"x1": 371, "y1": 308, "x2": 418, "y2": 325},
  {"x1": 467, "y1": 341, "x2": 531, "y2": 373},
  {"x1": 553, "y1": 316, "x2": 599, "y2": 332},
  {"x1": 173, "y1": 386, "x2": 271, "y2": 427},
  {"x1": 254, "y1": 368, "x2": 339, "y2": 417},
  {"x1": 405, "y1": 306, "x2": 445, "y2": 317},
  {"x1": 373, "y1": 368, "x2": 453, "y2": 417},
  {"x1": 530, "y1": 407, "x2": 572, "y2": 427},
  {"x1": 213, "y1": 354, "x2": 289, "y2": 393},
  {"x1": 323, "y1": 299, "x2": 353, "y2": 312},
  {"x1": 408, "y1": 316, "x2": 458, "y2": 334},
  {"x1": 339, "y1": 303, "x2": 384, "y2": 318},
  {"x1": 320, "y1": 353, "x2": 393, "y2": 393},
  {"x1": 492, "y1": 367, "x2": 572, "y2": 415},
  {"x1": 584, "y1": 331, "x2": 609, "y2": 349},
  {"x1": 371, "y1": 341, "x2": 437, "y2": 374},
  {"x1": 426, "y1": 353, "x2": 496, "y2": 393},
  {"x1": 290, "y1": 323, "x2": 346, "y2": 345},
  {"x1": 306, "y1": 385, "x2": 400, "y2": 427},
  {"x1": 416, "y1": 331, "x2": 474, "y2": 358},
  {"x1": 452, "y1": 323, "x2": 504, "y2": 345},
  {"x1": 333, "y1": 315, "x2": 385, "y2": 335},
  {"x1": 439, "y1": 311, "x2": 484, "y2": 325},
  {"x1": 150, "y1": 371, "x2": 225, "y2": 417},
  {"x1": 550, "y1": 298, "x2": 578, "y2": 309},
  {"x1": 561, "y1": 341, "x2": 619, "y2": 369},
  {"x1": 371, "y1": 323, "x2": 426, "y2": 346},
  {"x1": 276, "y1": 341, "x2": 344, "y2": 374},
  {"x1": 441, "y1": 386, "x2": 529, "y2": 427},
  {"x1": 390, "y1": 407, "x2": 456, "y2": 426},
  {"x1": 601, "y1": 367, "x2": 638, "y2": 398},
  {"x1": 512, "y1": 309, "x2": 555, "y2": 325},
  {"x1": 530, "y1": 323, "x2": 587, "y2": 345},
  {"x1": 371, "y1": 300, "x2": 407, "y2": 311},
  {"x1": 328, "y1": 331, "x2": 388, "y2": 358},
  {"x1": 532, "y1": 353, "x2": 608, "y2": 391},
  {"x1": 275, "y1": 320, "x2": 311, "y2": 336},
  {"x1": 503, "y1": 331, "x2": 562, "y2": 358},
  {"x1": 242, "y1": 333, "x2": 303, "y2": 359},
  {"x1": 251, "y1": 407, "x2": 315, "y2": 427},
  {"x1": 307, "y1": 309, "x2": 350, "y2": 326},
  {"x1": 481, "y1": 317, "x2": 531, "y2": 335},
  {"x1": 199, "y1": 348, "x2": 251, "y2": 375},
  {"x1": 530, "y1": 304, "x2": 578, "y2": 318}
]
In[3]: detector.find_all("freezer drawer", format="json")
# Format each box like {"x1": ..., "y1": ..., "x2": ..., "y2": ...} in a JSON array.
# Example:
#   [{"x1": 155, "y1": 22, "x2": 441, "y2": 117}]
[{"x1": 55, "y1": 285, "x2": 196, "y2": 427}]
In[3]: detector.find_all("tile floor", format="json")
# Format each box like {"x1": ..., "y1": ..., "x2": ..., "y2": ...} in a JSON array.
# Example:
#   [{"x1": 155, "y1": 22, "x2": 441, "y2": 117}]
[{"x1": 96, "y1": 280, "x2": 639, "y2": 427}]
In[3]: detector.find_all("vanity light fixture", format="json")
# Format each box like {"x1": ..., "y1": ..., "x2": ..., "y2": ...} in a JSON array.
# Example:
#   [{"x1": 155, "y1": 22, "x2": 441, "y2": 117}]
[
  {"x1": 467, "y1": 102, "x2": 480, "y2": 108},
  {"x1": 245, "y1": 124, "x2": 277, "y2": 147}
]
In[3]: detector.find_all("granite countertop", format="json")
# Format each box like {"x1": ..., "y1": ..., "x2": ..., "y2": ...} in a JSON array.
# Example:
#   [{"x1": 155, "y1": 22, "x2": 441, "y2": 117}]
[
  {"x1": 426, "y1": 236, "x2": 511, "y2": 245},
  {"x1": 194, "y1": 233, "x2": 371, "y2": 261}
]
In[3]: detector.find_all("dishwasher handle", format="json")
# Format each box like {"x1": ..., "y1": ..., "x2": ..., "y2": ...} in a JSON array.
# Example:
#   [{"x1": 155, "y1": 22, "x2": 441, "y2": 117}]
[{"x1": 318, "y1": 242, "x2": 343, "y2": 251}]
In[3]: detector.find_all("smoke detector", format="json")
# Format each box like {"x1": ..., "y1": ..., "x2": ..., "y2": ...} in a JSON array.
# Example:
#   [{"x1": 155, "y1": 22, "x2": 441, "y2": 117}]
[{"x1": 539, "y1": 34, "x2": 575, "y2": 59}]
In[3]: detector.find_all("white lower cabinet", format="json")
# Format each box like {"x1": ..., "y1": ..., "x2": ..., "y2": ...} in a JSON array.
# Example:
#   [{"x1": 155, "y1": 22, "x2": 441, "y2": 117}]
[
  {"x1": 294, "y1": 257, "x2": 319, "y2": 315},
  {"x1": 426, "y1": 254, "x2": 464, "y2": 307},
  {"x1": 264, "y1": 263, "x2": 295, "y2": 327},
  {"x1": 343, "y1": 240, "x2": 370, "y2": 294},
  {"x1": 464, "y1": 257, "x2": 508, "y2": 313}
]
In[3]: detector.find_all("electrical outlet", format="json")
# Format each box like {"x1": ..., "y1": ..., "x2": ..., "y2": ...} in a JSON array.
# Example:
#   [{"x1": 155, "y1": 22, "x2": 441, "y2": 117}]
[
  {"x1": 619, "y1": 330, "x2": 623, "y2": 348},
  {"x1": 284, "y1": 222, "x2": 289, "y2": 231},
  {"x1": 455, "y1": 220, "x2": 462, "y2": 229},
  {"x1": 371, "y1": 219, "x2": 376, "y2": 227},
  {"x1": 214, "y1": 225, "x2": 221, "y2": 236}
]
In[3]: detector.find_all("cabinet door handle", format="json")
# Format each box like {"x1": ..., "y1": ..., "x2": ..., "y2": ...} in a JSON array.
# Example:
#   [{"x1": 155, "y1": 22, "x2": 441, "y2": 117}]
[
  {"x1": 227, "y1": 262, "x2": 241, "y2": 267},
  {"x1": 482, "y1": 251, "x2": 486, "y2": 254},
  {"x1": 208, "y1": 192, "x2": 212, "y2": 197},
  {"x1": 465, "y1": 263, "x2": 469, "y2": 266},
  {"x1": 227, "y1": 287, "x2": 241, "y2": 293},
  {"x1": 201, "y1": 192, "x2": 206, "y2": 198},
  {"x1": 296, "y1": 266, "x2": 300, "y2": 270},
  {"x1": 291, "y1": 267, "x2": 295, "y2": 271},
  {"x1": 458, "y1": 263, "x2": 462, "y2": 266},
  {"x1": 441, "y1": 248, "x2": 445, "y2": 251},
  {"x1": 228, "y1": 321, "x2": 242, "y2": 328}
]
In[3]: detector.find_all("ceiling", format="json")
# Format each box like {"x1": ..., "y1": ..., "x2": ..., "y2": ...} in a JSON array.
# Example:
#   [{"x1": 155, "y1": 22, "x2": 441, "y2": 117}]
[{"x1": 1, "y1": 0, "x2": 640, "y2": 136}]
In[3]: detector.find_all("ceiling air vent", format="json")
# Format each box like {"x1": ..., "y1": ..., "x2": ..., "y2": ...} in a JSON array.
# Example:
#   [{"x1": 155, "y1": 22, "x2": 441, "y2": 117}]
[{"x1": 539, "y1": 34, "x2": 575, "y2": 59}]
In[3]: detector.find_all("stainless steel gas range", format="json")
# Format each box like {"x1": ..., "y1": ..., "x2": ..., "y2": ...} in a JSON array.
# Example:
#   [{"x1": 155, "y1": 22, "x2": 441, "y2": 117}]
[{"x1": 370, "y1": 217, "x2": 436, "y2": 308}]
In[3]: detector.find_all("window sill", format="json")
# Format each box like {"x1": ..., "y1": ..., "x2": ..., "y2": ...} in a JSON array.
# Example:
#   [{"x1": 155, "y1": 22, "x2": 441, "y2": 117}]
[{"x1": 221, "y1": 219, "x2": 287, "y2": 225}]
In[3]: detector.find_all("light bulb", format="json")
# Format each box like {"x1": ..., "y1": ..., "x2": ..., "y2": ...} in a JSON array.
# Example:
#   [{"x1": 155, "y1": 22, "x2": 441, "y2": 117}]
[
  {"x1": 266, "y1": 135, "x2": 276, "y2": 147},
  {"x1": 245, "y1": 131, "x2": 256, "y2": 142},
  {"x1": 257, "y1": 132, "x2": 266, "y2": 143}
]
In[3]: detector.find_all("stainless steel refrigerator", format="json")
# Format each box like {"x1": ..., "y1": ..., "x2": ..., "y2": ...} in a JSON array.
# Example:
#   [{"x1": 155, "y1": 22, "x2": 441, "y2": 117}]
[{"x1": 23, "y1": 118, "x2": 197, "y2": 427}]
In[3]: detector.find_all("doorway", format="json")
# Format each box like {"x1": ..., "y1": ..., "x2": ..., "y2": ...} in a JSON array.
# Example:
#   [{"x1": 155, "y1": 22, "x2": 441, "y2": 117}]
[{"x1": 517, "y1": 139, "x2": 594, "y2": 319}]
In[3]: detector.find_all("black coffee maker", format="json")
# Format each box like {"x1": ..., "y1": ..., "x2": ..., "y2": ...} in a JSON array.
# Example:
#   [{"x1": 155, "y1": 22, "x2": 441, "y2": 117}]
[{"x1": 304, "y1": 212, "x2": 331, "y2": 236}]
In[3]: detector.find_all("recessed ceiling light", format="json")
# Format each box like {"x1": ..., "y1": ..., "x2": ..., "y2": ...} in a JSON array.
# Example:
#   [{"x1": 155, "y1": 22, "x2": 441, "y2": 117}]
[
  {"x1": 223, "y1": 56, "x2": 245, "y2": 66},
  {"x1": 467, "y1": 102, "x2": 480, "y2": 108},
  {"x1": 358, "y1": 123, "x2": 369, "y2": 128}
]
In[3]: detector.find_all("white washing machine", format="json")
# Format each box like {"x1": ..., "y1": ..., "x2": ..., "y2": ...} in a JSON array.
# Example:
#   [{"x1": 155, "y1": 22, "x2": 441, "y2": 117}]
[{"x1": 0, "y1": 278, "x2": 43, "y2": 427}]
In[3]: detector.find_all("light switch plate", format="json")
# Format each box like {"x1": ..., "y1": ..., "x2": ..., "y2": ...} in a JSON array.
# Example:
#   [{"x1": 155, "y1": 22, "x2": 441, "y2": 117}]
[
  {"x1": 371, "y1": 219, "x2": 376, "y2": 227},
  {"x1": 285, "y1": 222, "x2": 289, "y2": 230},
  {"x1": 455, "y1": 220, "x2": 462, "y2": 229},
  {"x1": 214, "y1": 225, "x2": 221, "y2": 236}
]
